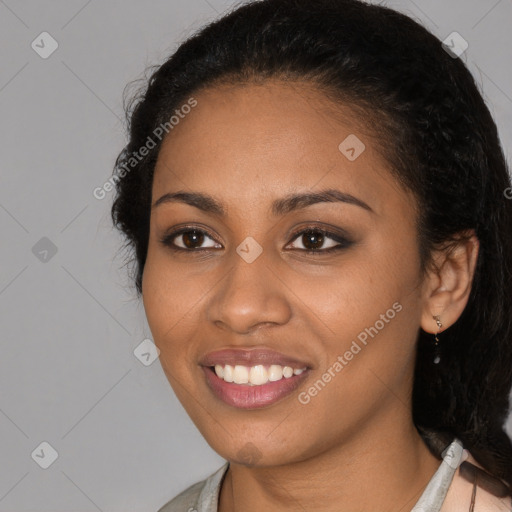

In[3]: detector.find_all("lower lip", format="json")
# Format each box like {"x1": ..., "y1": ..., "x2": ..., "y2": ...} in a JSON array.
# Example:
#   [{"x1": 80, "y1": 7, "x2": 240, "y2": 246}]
[{"x1": 202, "y1": 366, "x2": 310, "y2": 409}]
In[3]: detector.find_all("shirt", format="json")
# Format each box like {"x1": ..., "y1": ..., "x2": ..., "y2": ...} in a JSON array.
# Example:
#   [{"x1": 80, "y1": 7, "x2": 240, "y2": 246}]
[{"x1": 157, "y1": 438, "x2": 507, "y2": 512}]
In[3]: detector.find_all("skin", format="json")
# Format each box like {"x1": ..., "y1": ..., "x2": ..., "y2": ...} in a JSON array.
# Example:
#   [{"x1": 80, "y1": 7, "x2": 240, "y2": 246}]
[{"x1": 142, "y1": 79, "x2": 479, "y2": 512}]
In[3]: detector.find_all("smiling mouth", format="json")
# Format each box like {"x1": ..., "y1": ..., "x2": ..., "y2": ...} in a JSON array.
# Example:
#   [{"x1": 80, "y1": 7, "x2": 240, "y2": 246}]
[
  {"x1": 210, "y1": 363, "x2": 307, "y2": 385},
  {"x1": 202, "y1": 365, "x2": 311, "y2": 409}
]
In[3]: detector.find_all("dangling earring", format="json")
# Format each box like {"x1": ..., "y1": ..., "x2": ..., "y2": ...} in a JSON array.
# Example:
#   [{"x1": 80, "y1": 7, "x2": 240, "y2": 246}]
[{"x1": 433, "y1": 315, "x2": 442, "y2": 364}]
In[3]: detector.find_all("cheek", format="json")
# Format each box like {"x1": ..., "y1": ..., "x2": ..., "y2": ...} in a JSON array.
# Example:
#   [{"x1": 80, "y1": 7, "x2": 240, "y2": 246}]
[
  {"x1": 142, "y1": 250, "x2": 194, "y2": 357},
  {"x1": 316, "y1": 244, "x2": 419, "y2": 330},
  {"x1": 141, "y1": 247, "x2": 226, "y2": 378},
  {"x1": 311, "y1": 231, "x2": 423, "y2": 376}
]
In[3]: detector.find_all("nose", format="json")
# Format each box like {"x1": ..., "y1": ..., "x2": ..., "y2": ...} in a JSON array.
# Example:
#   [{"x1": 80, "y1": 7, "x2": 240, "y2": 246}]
[{"x1": 207, "y1": 250, "x2": 292, "y2": 335}]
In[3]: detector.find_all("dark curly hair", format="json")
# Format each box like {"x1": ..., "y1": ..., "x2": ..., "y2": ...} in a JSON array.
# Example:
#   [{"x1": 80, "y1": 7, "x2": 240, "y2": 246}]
[{"x1": 110, "y1": 0, "x2": 512, "y2": 490}]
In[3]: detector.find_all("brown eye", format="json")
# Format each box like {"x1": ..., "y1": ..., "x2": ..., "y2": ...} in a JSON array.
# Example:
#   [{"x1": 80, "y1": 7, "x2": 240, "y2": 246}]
[
  {"x1": 181, "y1": 230, "x2": 205, "y2": 249},
  {"x1": 301, "y1": 230, "x2": 325, "y2": 251},
  {"x1": 287, "y1": 227, "x2": 351, "y2": 254},
  {"x1": 160, "y1": 228, "x2": 221, "y2": 251}
]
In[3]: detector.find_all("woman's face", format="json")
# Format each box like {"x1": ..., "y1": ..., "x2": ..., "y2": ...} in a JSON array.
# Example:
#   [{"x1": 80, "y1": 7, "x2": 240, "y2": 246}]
[{"x1": 142, "y1": 80, "x2": 427, "y2": 465}]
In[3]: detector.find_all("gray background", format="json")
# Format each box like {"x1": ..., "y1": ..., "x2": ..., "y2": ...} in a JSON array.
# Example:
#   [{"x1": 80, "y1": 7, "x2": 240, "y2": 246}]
[{"x1": 1, "y1": 0, "x2": 511, "y2": 510}]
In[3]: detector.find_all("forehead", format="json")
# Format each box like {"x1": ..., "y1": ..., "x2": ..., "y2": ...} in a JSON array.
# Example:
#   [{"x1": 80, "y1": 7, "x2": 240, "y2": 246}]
[{"x1": 152, "y1": 80, "x2": 411, "y2": 219}]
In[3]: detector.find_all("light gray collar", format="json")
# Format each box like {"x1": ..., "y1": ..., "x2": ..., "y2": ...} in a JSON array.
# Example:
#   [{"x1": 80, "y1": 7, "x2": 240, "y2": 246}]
[
  {"x1": 411, "y1": 438, "x2": 464, "y2": 512},
  {"x1": 196, "y1": 438, "x2": 464, "y2": 512}
]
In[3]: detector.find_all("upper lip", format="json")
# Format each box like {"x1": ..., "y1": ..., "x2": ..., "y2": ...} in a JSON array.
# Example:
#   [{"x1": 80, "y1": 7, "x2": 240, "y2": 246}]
[{"x1": 199, "y1": 347, "x2": 311, "y2": 369}]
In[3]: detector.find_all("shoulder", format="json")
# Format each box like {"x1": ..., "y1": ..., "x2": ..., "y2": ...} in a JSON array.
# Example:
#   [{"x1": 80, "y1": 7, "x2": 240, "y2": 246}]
[
  {"x1": 441, "y1": 451, "x2": 512, "y2": 512},
  {"x1": 157, "y1": 463, "x2": 229, "y2": 512},
  {"x1": 157, "y1": 479, "x2": 205, "y2": 512}
]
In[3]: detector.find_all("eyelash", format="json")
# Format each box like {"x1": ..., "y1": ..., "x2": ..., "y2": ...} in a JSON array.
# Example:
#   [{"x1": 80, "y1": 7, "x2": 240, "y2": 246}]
[{"x1": 159, "y1": 225, "x2": 354, "y2": 255}]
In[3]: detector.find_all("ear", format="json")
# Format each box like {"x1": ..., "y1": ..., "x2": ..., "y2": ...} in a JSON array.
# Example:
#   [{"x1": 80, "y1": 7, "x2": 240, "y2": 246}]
[{"x1": 420, "y1": 230, "x2": 479, "y2": 335}]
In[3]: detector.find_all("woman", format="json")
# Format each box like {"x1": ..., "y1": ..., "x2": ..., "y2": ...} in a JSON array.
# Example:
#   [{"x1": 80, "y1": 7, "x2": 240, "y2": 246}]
[{"x1": 110, "y1": 0, "x2": 512, "y2": 510}]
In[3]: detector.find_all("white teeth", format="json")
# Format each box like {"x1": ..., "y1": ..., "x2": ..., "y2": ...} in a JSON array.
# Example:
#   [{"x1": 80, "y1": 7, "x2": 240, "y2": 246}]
[
  {"x1": 223, "y1": 364, "x2": 234, "y2": 382},
  {"x1": 212, "y1": 364, "x2": 307, "y2": 385},
  {"x1": 283, "y1": 366, "x2": 293, "y2": 378},
  {"x1": 233, "y1": 365, "x2": 249, "y2": 384},
  {"x1": 249, "y1": 365, "x2": 268, "y2": 385},
  {"x1": 268, "y1": 364, "x2": 283, "y2": 381}
]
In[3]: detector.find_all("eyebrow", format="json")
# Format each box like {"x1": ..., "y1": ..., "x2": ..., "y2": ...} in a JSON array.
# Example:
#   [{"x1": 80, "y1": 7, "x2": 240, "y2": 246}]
[{"x1": 152, "y1": 188, "x2": 374, "y2": 216}]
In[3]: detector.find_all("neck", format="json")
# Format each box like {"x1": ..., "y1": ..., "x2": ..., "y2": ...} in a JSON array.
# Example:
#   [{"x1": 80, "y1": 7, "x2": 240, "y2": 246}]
[{"x1": 218, "y1": 406, "x2": 441, "y2": 512}]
